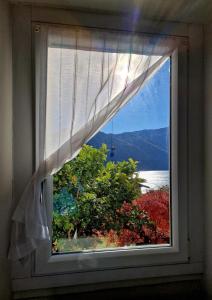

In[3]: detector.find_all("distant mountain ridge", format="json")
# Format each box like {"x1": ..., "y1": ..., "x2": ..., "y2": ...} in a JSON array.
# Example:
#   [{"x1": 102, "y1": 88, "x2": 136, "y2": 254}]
[{"x1": 87, "y1": 127, "x2": 169, "y2": 171}]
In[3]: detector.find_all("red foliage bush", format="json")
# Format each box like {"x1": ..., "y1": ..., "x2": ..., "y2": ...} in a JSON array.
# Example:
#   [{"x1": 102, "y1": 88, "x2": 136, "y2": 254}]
[
  {"x1": 133, "y1": 190, "x2": 170, "y2": 242},
  {"x1": 105, "y1": 228, "x2": 144, "y2": 247},
  {"x1": 117, "y1": 229, "x2": 144, "y2": 246},
  {"x1": 109, "y1": 190, "x2": 170, "y2": 246},
  {"x1": 93, "y1": 190, "x2": 170, "y2": 247}
]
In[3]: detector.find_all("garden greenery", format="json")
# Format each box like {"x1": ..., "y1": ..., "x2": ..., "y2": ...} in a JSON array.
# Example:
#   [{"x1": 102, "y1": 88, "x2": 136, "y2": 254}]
[{"x1": 52, "y1": 144, "x2": 169, "y2": 252}]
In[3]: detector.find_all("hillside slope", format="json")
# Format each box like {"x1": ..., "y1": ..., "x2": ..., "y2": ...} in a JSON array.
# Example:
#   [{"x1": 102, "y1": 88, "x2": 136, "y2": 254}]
[{"x1": 87, "y1": 127, "x2": 169, "y2": 171}]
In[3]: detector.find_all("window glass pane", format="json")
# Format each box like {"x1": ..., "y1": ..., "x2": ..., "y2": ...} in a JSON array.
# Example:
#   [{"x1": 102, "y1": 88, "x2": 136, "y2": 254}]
[{"x1": 52, "y1": 58, "x2": 170, "y2": 254}]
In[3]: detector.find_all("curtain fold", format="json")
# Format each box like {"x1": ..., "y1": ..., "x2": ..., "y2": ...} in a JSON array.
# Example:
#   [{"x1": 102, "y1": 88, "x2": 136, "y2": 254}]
[{"x1": 9, "y1": 24, "x2": 181, "y2": 260}]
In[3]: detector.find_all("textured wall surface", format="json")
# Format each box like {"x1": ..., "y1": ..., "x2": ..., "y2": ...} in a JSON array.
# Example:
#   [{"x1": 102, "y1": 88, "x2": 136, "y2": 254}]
[
  {"x1": 204, "y1": 23, "x2": 212, "y2": 298},
  {"x1": 0, "y1": 0, "x2": 13, "y2": 298}
]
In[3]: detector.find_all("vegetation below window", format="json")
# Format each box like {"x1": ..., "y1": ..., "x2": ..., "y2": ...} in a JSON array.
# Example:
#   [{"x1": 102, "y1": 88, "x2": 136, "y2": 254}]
[{"x1": 52, "y1": 144, "x2": 170, "y2": 254}]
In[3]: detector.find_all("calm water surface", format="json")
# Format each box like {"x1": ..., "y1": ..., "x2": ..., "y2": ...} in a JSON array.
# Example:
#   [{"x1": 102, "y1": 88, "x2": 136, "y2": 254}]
[{"x1": 137, "y1": 170, "x2": 169, "y2": 193}]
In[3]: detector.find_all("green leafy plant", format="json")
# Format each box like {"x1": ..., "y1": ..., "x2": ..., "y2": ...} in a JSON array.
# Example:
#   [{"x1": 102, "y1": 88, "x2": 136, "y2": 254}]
[{"x1": 52, "y1": 144, "x2": 144, "y2": 248}]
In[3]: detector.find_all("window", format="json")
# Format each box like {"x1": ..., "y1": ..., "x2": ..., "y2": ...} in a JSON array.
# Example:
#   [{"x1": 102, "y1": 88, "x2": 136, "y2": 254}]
[
  {"x1": 52, "y1": 58, "x2": 171, "y2": 254},
  {"x1": 31, "y1": 23, "x2": 189, "y2": 277}
]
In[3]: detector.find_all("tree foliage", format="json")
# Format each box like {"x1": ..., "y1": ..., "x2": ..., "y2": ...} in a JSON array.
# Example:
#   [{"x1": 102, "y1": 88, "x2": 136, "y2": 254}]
[{"x1": 52, "y1": 144, "x2": 143, "y2": 243}]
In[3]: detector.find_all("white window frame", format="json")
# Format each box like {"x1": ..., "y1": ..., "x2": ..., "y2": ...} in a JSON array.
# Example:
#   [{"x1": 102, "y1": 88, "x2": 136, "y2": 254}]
[
  {"x1": 33, "y1": 28, "x2": 188, "y2": 274},
  {"x1": 12, "y1": 5, "x2": 204, "y2": 295}
]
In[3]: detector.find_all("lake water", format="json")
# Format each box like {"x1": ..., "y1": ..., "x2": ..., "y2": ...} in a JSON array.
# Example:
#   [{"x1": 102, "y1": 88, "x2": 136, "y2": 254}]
[{"x1": 137, "y1": 170, "x2": 169, "y2": 193}]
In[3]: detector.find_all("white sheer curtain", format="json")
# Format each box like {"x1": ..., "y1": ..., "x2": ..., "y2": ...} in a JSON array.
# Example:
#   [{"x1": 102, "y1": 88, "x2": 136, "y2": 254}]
[{"x1": 9, "y1": 24, "x2": 180, "y2": 260}]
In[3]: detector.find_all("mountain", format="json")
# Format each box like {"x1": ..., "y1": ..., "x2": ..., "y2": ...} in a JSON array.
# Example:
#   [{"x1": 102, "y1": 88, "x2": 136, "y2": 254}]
[{"x1": 87, "y1": 127, "x2": 169, "y2": 171}]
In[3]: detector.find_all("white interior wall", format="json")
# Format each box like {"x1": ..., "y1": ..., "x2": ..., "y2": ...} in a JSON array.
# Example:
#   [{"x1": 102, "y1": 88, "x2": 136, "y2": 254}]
[
  {"x1": 204, "y1": 23, "x2": 212, "y2": 298},
  {"x1": 0, "y1": 0, "x2": 13, "y2": 299}
]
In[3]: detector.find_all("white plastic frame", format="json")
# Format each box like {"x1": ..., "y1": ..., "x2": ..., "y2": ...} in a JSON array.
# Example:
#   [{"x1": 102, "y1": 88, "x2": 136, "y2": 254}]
[{"x1": 34, "y1": 29, "x2": 188, "y2": 276}]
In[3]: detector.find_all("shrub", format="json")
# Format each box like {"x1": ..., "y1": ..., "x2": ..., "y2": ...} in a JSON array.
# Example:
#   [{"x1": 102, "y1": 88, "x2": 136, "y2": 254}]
[
  {"x1": 103, "y1": 189, "x2": 170, "y2": 247},
  {"x1": 105, "y1": 200, "x2": 154, "y2": 246},
  {"x1": 133, "y1": 189, "x2": 170, "y2": 243}
]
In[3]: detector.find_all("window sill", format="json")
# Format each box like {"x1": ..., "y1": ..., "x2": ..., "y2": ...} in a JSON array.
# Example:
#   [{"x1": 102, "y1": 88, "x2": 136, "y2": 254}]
[{"x1": 12, "y1": 262, "x2": 203, "y2": 297}]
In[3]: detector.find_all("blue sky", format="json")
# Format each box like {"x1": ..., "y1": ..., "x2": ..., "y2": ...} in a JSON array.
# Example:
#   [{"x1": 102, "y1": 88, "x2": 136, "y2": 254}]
[{"x1": 102, "y1": 58, "x2": 170, "y2": 134}]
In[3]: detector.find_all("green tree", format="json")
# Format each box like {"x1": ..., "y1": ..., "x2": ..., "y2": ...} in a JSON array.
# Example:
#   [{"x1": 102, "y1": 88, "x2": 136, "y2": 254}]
[{"x1": 52, "y1": 144, "x2": 144, "y2": 242}]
